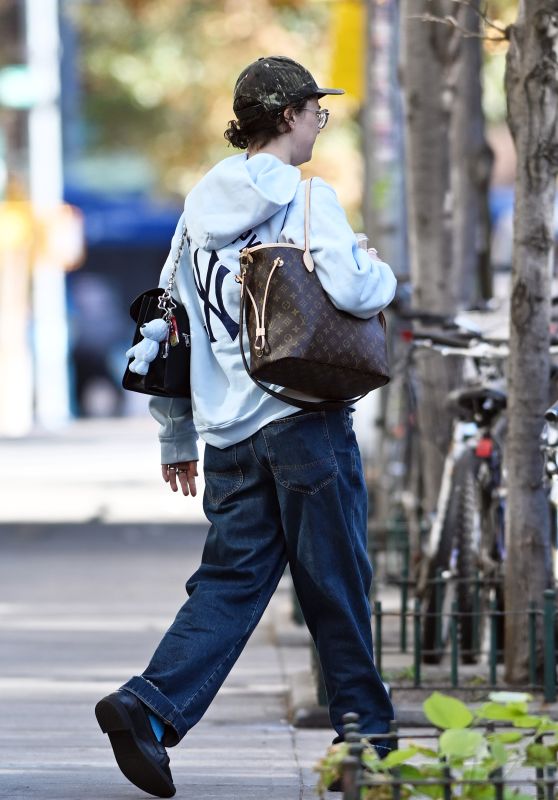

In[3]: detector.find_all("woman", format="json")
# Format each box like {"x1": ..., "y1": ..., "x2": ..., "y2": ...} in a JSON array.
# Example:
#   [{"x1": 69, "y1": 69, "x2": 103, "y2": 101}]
[{"x1": 95, "y1": 55, "x2": 397, "y2": 798}]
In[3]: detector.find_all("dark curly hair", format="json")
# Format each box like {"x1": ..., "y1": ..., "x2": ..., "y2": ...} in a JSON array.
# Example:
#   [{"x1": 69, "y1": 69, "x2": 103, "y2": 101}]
[{"x1": 224, "y1": 97, "x2": 312, "y2": 150}]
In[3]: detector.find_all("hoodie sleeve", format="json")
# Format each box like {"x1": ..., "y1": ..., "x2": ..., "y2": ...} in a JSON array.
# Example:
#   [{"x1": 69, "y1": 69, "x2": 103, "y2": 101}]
[
  {"x1": 149, "y1": 213, "x2": 199, "y2": 464},
  {"x1": 281, "y1": 179, "x2": 397, "y2": 319},
  {"x1": 149, "y1": 396, "x2": 198, "y2": 464}
]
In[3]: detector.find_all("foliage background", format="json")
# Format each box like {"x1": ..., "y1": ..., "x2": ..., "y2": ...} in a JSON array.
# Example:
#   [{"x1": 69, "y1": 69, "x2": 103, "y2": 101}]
[
  {"x1": 69, "y1": 0, "x2": 366, "y2": 217},
  {"x1": 69, "y1": 0, "x2": 517, "y2": 220}
]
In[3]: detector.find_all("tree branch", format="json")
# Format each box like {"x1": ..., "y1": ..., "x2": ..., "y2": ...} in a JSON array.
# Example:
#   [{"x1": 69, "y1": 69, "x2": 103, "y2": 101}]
[
  {"x1": 437, "y1": 0, "x2": 509, "y2": 37},
  {"x1": 407, "y1": 12, "x2": 508, "y2": 42}
]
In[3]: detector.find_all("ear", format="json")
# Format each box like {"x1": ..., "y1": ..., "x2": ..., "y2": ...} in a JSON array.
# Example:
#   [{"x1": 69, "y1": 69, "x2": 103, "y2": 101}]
[{"x1": 283, "y1": 107, "x2": 296, "y2": 128}]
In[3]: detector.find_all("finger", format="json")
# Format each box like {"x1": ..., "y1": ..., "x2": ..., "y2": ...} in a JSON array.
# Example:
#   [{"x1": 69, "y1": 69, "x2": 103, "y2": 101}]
[
  {"x1": 177, "y1": 470, "x2": 191, "y2": 497},
  {"x1": 187, "y1": 470, "x2": 197, "y2": 497},
  {"x1": 162, "y1": 465, "x2": 170, "y2": 483},
  {"x1": 168, "y1": 467, "x2": 179, "y2": 492}
]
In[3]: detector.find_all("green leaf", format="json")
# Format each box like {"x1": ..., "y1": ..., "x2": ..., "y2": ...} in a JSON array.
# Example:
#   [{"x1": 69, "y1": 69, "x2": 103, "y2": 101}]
[
  {"x1": 512, "y1": 715, "x2": 545, "y2": 729},
  {"x1": 378, "y1": 747, "x2": 419, "y2": 769},
  {"x1": 489, "y1": 738, "x2": 508, "y2": 767},
  {"x1": 398, "y1": 765, "x2": 422, "y2": 780},
  {"x1": 477, "y1": 702, "x2": 527, "y2": 721},
  {"x1": 395, "y1": 765, "x2": 443, "y2": 800},
  {"x1": 423, "y1": 692, "x2": 474, "y2": 729},
  {"x1": 462, "y1": 766, "x2": 490, "y2": 780},
  {"x1": 361, "y1": 750, "x2": 382, "y2": 772},
  {"x1": 524, "y1": 743, "x2": 557, "y2": 767},
  {"x1": 488, "y1": 691, "x2": 532, "y2": 704},
  {"x1": 462, "y1": 767, "x2": 494, "y2": 800},
  {"x1": 413, "y1": 745, "x2": 439, "y2": 759},
  {"x1": 489, "y1": 731, "x2": 524, "y2": 744},
  {"x1": 535, "y1": 718, "x2": 558, "y2": 733},
  {"x1": 439, "y1": 728, "x2": 485, "y2": 760},
  {"x1": 503, "y1": 792, "x2": 538, "y2": 800}
]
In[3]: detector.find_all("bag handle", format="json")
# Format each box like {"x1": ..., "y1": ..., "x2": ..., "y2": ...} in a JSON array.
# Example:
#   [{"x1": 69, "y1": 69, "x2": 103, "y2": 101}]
[
  {"x1": 302, "y1": 179, "x2": 314, "y2": 272},
  {"x1": 158, "y1": 222, "x2": 188, "y2": 321}
]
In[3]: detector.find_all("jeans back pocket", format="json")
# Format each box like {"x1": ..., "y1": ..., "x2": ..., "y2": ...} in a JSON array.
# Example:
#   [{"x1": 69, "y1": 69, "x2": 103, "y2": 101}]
[
  {"x1": 262, "y1": 412, "x2": 338, "y2": 495},
  {"x1": 203, "y1": 444, "x2": 243, "y2": 505}
]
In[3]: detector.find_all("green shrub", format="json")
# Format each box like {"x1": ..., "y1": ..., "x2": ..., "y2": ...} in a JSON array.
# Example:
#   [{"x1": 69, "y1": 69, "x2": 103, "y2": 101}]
[{"x1": 315, "y1": 691, "x2": 558, "y2": 798}]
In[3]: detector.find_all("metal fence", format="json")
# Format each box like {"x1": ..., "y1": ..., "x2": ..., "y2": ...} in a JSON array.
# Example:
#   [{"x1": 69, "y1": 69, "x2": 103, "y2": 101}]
[
  {"x1": 339, "y1": 713, "x2": 558, "y2": 800},
  {"x1": 373, "y1": 583, "x2": 557, "y2": 702}
]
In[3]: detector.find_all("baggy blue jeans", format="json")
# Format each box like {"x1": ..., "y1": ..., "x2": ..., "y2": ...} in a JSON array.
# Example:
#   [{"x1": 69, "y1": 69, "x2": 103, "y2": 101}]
[{"x1": 122, "y1": 408, "x2": 394, "y2": 745}]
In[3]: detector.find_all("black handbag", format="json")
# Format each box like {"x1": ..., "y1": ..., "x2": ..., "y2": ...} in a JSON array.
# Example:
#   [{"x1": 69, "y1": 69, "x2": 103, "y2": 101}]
[
  {"x1": 122, "y1": 224, "x2": 191, "y2": 398},
  {"x1": 237, "y1": 179, "x2": 390, "y2": 410}
]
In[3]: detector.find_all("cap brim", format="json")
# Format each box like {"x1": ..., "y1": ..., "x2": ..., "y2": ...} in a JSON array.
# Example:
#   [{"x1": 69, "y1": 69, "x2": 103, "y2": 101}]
[{"x1": 316, "y1": 87, "x2": 345, "y2": 97}]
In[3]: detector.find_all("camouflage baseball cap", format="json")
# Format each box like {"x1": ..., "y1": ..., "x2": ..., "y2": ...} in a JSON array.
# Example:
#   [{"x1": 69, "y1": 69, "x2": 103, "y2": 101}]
[{"x1": 233, "y1": 56, "x2": 344, "y2": 121}]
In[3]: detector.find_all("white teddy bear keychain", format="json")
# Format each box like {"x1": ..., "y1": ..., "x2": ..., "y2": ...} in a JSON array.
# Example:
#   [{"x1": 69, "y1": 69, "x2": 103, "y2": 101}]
[{"x1": 126, "y1": 318, "x2": 169, "y2": 375}]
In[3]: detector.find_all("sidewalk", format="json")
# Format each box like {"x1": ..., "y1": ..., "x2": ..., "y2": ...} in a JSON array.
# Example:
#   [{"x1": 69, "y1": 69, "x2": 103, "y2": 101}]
[
  {"x1": 0, "y1": 419, "x2": 333, "y2": 799},
  {"x1": 1, "y1": 519, "x2": 337, "y2": 799},
  {"x1": 0, "y1": 417, "x2": 206, "y2": 525}
]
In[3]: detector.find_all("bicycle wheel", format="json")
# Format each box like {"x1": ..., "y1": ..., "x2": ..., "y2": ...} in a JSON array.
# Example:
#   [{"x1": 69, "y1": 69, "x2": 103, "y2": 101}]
[
  {"x1": 453, "y1": 451, "x2": 482, "y2": 664},
  {"x1": 422, "y1": 451, "x2": 480, "y2": 664}
]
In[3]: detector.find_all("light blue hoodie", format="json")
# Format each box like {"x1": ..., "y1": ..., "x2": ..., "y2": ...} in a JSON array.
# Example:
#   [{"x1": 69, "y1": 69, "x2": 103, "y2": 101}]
[{"x1": 149, "y1": 153, "x2": 397, "y2": 463}]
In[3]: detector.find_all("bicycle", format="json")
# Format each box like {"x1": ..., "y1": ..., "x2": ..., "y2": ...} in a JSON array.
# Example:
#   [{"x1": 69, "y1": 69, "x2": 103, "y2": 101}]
[
  {"x1": 412, "y1": 331, "x2": 509, "y2": 664},
  {"x1": 378, "y1": 300, "x2": 558, "y2": 666},
  {"x1": 541, "y1": 400, "x2": 558, "y2": 585},
  {"x1": 378, "y1": 314, "x2": 510, "y2": 665}
]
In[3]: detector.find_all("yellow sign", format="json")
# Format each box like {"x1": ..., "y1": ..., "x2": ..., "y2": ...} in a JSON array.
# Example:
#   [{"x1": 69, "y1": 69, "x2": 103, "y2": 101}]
[
  {"x1": 0, "y1": 202, "x2": 35, "y2": 251},
  {"x1": 36, "y1": 204, "x2": 85, "y2": 271},
  {"x1": 330, "y1": 0, "x2": 365, "y2": 103},
  {"x1": 0, "y1": 201, "x2": 85, "y2": 270}
]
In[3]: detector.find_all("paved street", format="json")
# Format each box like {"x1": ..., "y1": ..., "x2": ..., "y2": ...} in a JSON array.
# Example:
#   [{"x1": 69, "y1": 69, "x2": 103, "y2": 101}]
[
  {"x1": 1, "y1": 521, "x2": 333, "y2": 800},
  {"x1": 0, "y1": 420, "x2": 333, "y2": 800}
]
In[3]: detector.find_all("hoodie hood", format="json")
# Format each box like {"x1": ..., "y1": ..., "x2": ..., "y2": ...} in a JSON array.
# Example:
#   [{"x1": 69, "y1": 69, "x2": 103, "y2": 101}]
[{"x1": 184, "y1": 153, "x2": 300, "y2": 251}]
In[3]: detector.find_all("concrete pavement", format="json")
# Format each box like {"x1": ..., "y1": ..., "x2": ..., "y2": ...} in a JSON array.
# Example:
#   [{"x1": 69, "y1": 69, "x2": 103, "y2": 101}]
[
  {"x1": 0, "y1": 417, "x2": 206, "y2": 525},
  {"x1": 1, "y1": 521, "x2": 333, "y2": 799},
  {"x1": 0, "y1": 419, "x2": 335, "y2": 799}
]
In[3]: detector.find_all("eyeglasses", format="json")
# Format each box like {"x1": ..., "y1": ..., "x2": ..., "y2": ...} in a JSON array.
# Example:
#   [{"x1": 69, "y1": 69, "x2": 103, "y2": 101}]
[{"x1": 300, "y1": 108, "x2": 330, "y2": 130}]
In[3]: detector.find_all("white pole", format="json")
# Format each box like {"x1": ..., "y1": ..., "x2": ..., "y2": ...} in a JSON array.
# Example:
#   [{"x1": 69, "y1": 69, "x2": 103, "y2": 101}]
[{"x1": 25, "y1": 0, "x2": 70, "y2": 428}]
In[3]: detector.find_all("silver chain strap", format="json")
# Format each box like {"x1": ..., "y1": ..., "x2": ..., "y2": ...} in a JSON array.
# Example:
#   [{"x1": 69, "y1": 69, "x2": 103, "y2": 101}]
[{"x1": 157, "y1": 222, "x2": 187, "y2": 321}]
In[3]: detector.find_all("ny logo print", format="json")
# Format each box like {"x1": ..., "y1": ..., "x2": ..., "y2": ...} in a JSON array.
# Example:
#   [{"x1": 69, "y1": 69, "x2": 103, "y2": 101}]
[{"x1": 192, "y1": 248, "x2": 239, "y2": 343}]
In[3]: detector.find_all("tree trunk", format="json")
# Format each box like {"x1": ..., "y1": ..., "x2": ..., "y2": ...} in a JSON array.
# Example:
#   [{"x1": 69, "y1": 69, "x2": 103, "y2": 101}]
[
  {"x1": 449, "y1": 0, "x2": 494, "y2": 308},
  {"x1": 504, "y1": 0, "x2": 557, "y2": 683},
  {"x1": 364, "y1": 0, "x2": 408, "y2": 276},
  {"x1": 400, "y1": 0, "x2": 494, "y2": 522},
  {"x1": 400, "y1": 0, "x2": 462, "y2": 513}
]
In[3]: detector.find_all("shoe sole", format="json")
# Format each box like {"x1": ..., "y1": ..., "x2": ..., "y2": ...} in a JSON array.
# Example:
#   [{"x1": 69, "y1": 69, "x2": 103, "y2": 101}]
[{"x1": 95, "y1": 696, "x2": 176, "y2": 798}]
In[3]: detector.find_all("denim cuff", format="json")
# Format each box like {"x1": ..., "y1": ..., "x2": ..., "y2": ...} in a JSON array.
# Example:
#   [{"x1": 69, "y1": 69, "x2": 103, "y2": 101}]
[{"x1": 121, "y1": 675, "x2": 188, "y2": 746}]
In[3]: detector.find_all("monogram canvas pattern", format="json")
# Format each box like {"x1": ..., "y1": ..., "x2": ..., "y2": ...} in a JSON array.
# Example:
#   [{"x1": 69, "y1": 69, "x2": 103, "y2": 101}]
[{"x1": 243, "y1": 245, "x2": 389, "y2": 400}]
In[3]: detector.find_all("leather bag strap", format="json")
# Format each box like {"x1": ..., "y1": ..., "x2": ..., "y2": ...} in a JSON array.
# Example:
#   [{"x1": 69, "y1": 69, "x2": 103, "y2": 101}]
[{"x1": 302, "y1": 179, "x2": 314, "y2": 272}]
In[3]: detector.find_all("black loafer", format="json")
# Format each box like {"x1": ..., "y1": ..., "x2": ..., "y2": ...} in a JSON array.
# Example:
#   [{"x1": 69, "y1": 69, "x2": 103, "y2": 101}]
[{"x1": 95, "y1": 690, "x2": 176, "y2": 798}]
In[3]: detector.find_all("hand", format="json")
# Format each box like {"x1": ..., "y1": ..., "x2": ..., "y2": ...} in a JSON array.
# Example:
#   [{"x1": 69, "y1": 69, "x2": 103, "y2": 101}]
[
  {"x1": 162, "y1": 461, "x2": 198, "y2": 497},
  {"x1": 368, "y1": 247, "x2": 380, "y2": 260}
]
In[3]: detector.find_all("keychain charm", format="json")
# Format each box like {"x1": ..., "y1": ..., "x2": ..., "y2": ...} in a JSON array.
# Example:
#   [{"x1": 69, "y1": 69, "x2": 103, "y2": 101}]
[{"x1": 169, "y1": 315, "x2": 180, "y2": 346}]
